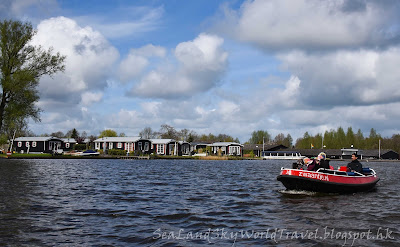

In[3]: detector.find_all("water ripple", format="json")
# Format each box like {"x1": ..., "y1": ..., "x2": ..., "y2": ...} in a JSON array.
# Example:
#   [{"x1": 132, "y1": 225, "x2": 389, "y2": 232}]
[{"x1": 0, "y1": 159, "x2": 399, "y2": 246}]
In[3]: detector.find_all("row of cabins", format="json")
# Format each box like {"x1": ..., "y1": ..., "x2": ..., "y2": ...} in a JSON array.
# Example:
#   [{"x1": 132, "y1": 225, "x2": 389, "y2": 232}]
[
  {"x1": 12, "y1": 137, "x2": 398, "y2": 159},
  {"x1": 12, "y1": 136, "x2": 244, "y2": 156}
]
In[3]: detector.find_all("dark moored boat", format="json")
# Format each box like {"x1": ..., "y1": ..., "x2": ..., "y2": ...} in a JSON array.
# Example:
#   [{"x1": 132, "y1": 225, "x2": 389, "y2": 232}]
[{"x1": 277, "y1": 167, "x2": 379, "y2": 194}]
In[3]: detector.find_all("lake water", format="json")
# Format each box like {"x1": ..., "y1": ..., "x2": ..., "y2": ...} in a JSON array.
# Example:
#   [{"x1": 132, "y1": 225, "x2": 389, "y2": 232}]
[{"x1": 0, "y1": 159, "x2": 399, "y2": 246}]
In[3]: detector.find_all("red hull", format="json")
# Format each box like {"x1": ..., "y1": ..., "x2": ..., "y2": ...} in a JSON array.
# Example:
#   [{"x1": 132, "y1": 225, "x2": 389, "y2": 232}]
[{"x1": 277, "y1": 168, "x2": 379, "y2": 194}]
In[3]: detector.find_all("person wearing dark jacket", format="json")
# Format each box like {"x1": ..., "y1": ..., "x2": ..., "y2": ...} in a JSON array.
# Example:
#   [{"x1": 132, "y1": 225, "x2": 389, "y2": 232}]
[
  {"x1": 347, "y1": 153, "x2": 363, "y2": 173},
  {"x1": 317, "y1": 152, "x2": 330, "y2": 169}
]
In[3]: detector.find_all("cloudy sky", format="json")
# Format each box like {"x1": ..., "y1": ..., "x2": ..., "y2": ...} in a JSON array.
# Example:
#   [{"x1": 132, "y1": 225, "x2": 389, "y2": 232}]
[{"x1": 2, "y1": 0, "x2": 400, "y2": 143}]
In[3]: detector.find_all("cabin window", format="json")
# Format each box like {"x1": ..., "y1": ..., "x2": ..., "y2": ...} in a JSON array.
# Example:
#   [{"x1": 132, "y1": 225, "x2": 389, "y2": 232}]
[
  {"x1": 109, "y1": 143, "x2": 113, "y2": 149},
  {"x1": 229, "y1": 146, "x2": 240, "y2": 155},
  {"x1": 18, "y1": 141, "x2": 22, "y2": 147},
  {"x1": 32, "y1": 141, "x2": 37, "y2": 147},
  {"x1": 138, "y1": 142, "x2": 142, "y2": 150},
  {"x1": 66, "y1": 143, "x2": 70, "y2": 148},
  {"x1": 117, "y1": 142, "x2": 122, "y2": 148},
  {"x1": 26, "y1": 142, "x2": 30, "y2": 147},
  {"x1": 144, "y1": 142, "x2": 149, "y2": 151},
  {"x1": 157, "y1": 144, "x2": 164, "y2": 154},
  {"x1": 95, "y1": 142, "x2": 99, "y2": 149}
]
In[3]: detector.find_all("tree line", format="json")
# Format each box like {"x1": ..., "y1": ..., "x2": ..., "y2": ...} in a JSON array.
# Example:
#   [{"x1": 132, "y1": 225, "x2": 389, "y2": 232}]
[
  {"x1": 22, "y1": 124, "x2": 241, "y2": 144},
  {"x1": 4, "y1": 124, "x2": 400, "y2": 154},
  {"x1": 294, "y1": 127, "x2": 400, "y2": 153}
]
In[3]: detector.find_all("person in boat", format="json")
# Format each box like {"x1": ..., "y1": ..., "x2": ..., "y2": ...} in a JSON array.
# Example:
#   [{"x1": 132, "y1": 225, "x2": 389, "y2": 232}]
[
  {"x1": 317, "y1": 152, "x2": 330, "y2": 169},
  {"x1": 347, "y1": 153, "x2": 363, "y2": 173},
  {"x1": 292, "y1": 159, "x2": 304, "y2": 169},
  {"x1": 305, "y1": 157, "x2": 319, "y2": 171}
]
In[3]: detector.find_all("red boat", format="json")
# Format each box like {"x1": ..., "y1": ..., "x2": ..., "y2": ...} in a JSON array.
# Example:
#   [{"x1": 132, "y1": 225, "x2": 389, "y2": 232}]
[{"x1": 277, "y1": 167, "x2": 379, "y2": 194}]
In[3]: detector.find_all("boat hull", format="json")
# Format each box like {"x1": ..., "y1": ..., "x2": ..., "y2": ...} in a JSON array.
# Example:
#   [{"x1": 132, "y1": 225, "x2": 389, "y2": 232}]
[{"x1": 277, "y1": 169, "x2": 379, "y2": 194}]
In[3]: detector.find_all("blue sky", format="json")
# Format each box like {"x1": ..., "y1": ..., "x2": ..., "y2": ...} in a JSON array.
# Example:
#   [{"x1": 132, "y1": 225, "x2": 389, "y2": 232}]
[{"x1": 2, "y1": 0, "x2": 400, "y2": 144}]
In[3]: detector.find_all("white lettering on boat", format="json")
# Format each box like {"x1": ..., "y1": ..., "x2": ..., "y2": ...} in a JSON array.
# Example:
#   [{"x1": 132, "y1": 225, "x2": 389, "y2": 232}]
[{"x1": 298, "y1": 171, "x2": 329, "y2": 181}]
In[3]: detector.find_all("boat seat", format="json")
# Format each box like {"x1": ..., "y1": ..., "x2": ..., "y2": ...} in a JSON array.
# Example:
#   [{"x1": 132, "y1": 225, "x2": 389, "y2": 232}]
[
  {"x1": 347, "y1": 172, "x2": 362, "y2": 176},
  {"x1": 319, "y1": 169, "x2": 335, "y2": 174},
  {"x1": 361, "y1": 168, "x2": 372, "y2": 175}
]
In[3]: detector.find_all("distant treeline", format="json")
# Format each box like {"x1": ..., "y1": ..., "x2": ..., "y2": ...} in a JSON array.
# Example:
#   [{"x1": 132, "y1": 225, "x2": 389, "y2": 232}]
[
  {"x1": 294, "y1": 127, "x2": 400, "y2": 153},
  {"x1": 246, "y1": 127, "x2": 400, "y2": 153}
]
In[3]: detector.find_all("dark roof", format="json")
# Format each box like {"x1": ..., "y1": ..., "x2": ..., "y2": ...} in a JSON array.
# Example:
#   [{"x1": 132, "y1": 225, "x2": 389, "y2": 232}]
[
  {"x1": 284, "y1": 149, "x2": 342, "y2": 157},
  {"x1": 243, "y1": 144, "x2": 288, "y2": 151},
  {"x1": 362, "y1": 149, "x2": 399, "y2": 157},
  {"x1": 190, "y1": 142, "x2": 211, "y2": 146},
  {"x1": 283, "y1": 149, "x2": 399, "y2": 159}
]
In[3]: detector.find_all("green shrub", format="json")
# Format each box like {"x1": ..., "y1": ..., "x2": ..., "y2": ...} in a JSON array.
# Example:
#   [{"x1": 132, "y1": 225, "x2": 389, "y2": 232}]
[
  {"x1": 107, "y1": 149, "x2": 127, "y2": 156},
  {"x1": 73, "y1": 144, "x2": 87, "y2": 151}
]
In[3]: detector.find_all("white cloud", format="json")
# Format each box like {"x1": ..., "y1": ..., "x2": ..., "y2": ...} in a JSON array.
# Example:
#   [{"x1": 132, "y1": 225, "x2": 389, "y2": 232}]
[
  {"x1": 118, "y1": 44, "x2": 166, "y2": 82},
  {"x1": 278, "y1": 47, "x2": 400, "y2": 106},
  {"x1": 81, "y1": 92, "x2": 104, "y2": 106},
  {"x1": 218, "y1": 100, "x2": 240, "y2": 121},
  {"x1": 216, "y1": 0, "x2": 390, "y2": 50},
  {"x1": 130, "y1": 33, "x2": 228, "y2": 99},
  {"x1": 31, "y1": 16, "x2": 119, "y2": 104}
]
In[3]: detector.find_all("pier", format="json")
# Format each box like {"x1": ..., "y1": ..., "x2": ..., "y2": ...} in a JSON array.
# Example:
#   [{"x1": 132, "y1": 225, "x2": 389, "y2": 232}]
[{"x1": 118, "y1": 155, "x2": 150, "y2": 160}]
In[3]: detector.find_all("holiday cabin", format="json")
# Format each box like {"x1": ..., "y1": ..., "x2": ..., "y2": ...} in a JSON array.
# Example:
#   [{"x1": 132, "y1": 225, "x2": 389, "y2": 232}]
[
  {"x1": 94, "y1": 137, "x2": 152, "y2": 154},
  {"x1": 150, "y1": 139, "x2": 176, "y2": 155},
  {"x1": 61, "y1": 138, "x2": 77, "y2": 151},
  {"x1": 178, "y1": 141, "x2": 190, "y2": 156},
  {"x1": 210, "y1": 142, "x2": 243, "y2": 156},
  {"x1": 13, "y1": 137, "x2": 63, "y2": 154}
]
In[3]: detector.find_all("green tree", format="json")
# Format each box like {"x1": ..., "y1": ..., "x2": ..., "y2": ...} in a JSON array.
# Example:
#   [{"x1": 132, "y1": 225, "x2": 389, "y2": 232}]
[
  {"x1": 295, "y1": 131, "x2": 312, "y2": 149},
  {"x1": 314, "y1": 133, "x2": 322, "y2": 149},
  {"x1": 283, "y1": 134, "x2": 293, "y2": 148},
  {"x1": 187, "y1": 132, "x2": 196, "y2": 143},
  {"x1": 71, "y1": 128, "x2": 79, "y2": 140},
  {"x1": 346, "y1": 127, "x2": 355, "y2": 147},
  {"x1": 273, "y1": 133, "x2": 285, "y2": 145},
  {"x1": 366, "y1": 128, "x2": 381, "y2": 149},
  {"x1": 249, "y1": 130, "x2": 270, "y2": 144},
  {"x1": 0, "y1": 19, "x2": 65, "y2": 133},
  {"x1": 336, "y1": 127, "x2": 346, "y2": 148},
  {"x1": 355, "y1": 129, "x2": 364, "y2": 149},
  {"x1": 323, "y1": 130, "x2": 334, "y2": 149},
  {"x1": 99, "y1": 129, "x2": 118, "y2": 138}
]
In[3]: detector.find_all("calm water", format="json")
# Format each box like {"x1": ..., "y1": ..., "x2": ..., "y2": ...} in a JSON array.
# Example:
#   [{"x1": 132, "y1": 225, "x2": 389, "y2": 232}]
[{"x1": 0, "y1": 159, "x2": 399, "y2": 246}]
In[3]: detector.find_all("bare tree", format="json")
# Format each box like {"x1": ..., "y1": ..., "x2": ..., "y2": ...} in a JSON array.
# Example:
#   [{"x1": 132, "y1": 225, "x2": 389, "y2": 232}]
[
  {"x1": 159, "y1": 124, "x2": 178, "y2": 139},
  {"x1": 139, "y1": 127, "x2": 157, "y2": 139}
]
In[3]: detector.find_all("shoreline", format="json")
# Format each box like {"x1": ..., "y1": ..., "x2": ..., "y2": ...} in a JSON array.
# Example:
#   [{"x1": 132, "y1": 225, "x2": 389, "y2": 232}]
[{"x1": 1, "y1": 154, "x2": 399, "y2": 162}]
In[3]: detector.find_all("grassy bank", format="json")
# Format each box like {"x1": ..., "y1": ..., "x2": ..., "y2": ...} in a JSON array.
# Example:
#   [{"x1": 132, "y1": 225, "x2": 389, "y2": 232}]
[
  {"x1": 2, "y1": 153, "x2": 250, "y2": 160},
  {"x1": 5, "y1": 154, "x2": 115, "y2": 159}
]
